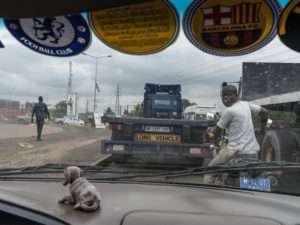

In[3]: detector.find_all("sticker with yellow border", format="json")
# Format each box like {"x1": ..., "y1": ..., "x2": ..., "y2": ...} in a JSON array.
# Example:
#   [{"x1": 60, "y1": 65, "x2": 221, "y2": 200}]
[
  {"x1": 183, "y1": 0, "x2": 281, "y2": 56},
  {"x1": 88, "y1": 0, "x2": 179, "y2": 55},
  {"x1": 278, "y1": 0, "x2": 300, "y2": 52}
]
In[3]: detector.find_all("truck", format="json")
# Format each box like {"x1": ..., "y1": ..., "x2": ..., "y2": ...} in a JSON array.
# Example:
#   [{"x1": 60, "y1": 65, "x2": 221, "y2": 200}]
[
  {"x1": 101, "y1": 83, "x2": 215, "y2": 166},
  {"x1": 241, "y1": 62, "x2": 300, "y2": 162},
  {"x1": 184, "y1": 105, "x2": 217, "y2": 121}
]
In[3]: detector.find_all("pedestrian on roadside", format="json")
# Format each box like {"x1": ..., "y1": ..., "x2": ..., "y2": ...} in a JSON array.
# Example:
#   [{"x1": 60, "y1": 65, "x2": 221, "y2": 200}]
[
  {"x1": 204, "y1": 83, "x2": 268, "y2": 184},
  {"x1": 31, "y1": 96, "x2": 50, "y2": 141}
]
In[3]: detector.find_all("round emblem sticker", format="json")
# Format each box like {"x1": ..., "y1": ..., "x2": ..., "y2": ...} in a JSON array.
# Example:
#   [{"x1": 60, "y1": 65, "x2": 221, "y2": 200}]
[
  {"x1": 88, "y1": 0, "x2": 179, "y2": 55},
  {"x1": 183, "y1": 0, "x2": 281, "y2": 56},
  {"x1": 4, "y1": 15, "x2": 91, "y2": 57},
  {"x1": 278, "y1": 0, "x2": 300, "y2": 52}
]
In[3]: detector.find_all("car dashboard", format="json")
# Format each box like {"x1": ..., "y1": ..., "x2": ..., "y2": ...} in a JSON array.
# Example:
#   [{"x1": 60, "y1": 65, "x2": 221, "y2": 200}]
[{"x1": 0, "y1": 180, "x2": 299, "y2": 225}]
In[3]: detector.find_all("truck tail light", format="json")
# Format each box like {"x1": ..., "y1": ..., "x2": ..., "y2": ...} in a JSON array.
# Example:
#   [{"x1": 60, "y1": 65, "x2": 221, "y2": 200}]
[
  {"x1": 106, "y1": 144, "x2": 113, "y2": 152},
  {"x1": 190, "y1": 148, "x2": 209, "y2": 157},
  {"x1": 111, "y1": 124, "x2": 123, "y2": 131},
  {"x1": 106, "y1": 144, "x2": 125, "y2": 152}
]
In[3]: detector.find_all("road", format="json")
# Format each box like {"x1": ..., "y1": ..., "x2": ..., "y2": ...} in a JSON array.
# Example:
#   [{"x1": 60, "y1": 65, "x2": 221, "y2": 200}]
[
  {"x1": 0, "y1": 123, "x2": 111, "y2": 168},
  {"x1": 0, "y1": 123, "x2": 63, "y2": 139}
]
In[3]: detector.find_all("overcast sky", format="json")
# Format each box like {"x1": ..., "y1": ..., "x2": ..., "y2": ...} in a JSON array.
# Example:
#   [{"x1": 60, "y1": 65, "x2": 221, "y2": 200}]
[{"x1": 0, "y1": 0, "x2": 297, "y2": 113}]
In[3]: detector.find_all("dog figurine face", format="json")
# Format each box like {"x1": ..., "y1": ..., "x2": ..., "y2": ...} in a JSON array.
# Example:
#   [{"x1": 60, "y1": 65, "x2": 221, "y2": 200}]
[
  {"x1": 59, "y1": 166, "x2": 101, "y2": 212},
  {"x1": 63, "y1": 166, "x2": 81, "y2": 186}
]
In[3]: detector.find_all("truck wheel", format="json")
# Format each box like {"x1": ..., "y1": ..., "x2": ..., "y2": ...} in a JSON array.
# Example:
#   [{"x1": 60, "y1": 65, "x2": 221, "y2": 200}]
[{"x1": 260, "y1": 129, "x2": 299, "y2": 162}]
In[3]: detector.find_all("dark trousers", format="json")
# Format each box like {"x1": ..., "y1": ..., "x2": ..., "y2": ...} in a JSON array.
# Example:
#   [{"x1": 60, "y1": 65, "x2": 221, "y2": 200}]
[{"x1": 36, "y1": 120, "x2": 44, "y2": 140}]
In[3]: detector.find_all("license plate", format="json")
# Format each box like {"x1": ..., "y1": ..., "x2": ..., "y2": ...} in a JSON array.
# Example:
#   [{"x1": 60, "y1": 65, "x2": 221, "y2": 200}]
[
  {"x1": 113, "y1": 145, "x2": 125, "y2": 151},
  {"x1": 135, "y1": 133, "x2": 181, "y2": 143},
  {"x1": 240, "y1": 176, "x2": 271, "y2": 191},
  {"x1": 144, "y1": 126, "x2": 170, "y2": 133}
]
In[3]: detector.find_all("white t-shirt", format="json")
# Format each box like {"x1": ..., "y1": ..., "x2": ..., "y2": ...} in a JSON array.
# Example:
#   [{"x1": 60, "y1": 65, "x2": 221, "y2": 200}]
[{"x1": 217, "y1": 101, "x2": 261, "y2": 154}]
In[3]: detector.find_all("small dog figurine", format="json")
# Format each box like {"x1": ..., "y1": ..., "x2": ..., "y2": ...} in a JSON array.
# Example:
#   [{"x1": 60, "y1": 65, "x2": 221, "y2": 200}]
[{"x1": 58, "y1": 166, "x2": 101, "y2": 212}]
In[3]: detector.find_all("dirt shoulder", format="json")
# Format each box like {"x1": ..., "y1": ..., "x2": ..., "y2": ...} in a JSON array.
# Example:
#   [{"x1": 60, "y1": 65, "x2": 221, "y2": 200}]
[{"x1": 0, "y1": 124, "x2": 111, "y2": 168}]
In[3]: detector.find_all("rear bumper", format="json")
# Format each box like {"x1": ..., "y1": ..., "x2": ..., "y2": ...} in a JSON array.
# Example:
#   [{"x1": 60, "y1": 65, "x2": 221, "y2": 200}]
[{"x1": 101, "y1": 140, "x2": 213, "y2": 164}]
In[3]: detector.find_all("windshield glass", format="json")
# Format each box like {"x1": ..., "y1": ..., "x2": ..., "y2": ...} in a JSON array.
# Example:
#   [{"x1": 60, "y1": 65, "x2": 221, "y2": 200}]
[{"x1": 1, "y1": 0, "x2": 300, "y2": 196}]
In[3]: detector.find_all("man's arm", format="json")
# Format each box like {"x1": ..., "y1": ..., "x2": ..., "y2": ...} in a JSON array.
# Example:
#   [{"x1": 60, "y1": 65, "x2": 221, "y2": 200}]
[
  {"x1": 259, "y1": 107, "x2": 269, "y2": 134},
  {"x1": 207, "y1": 109, "x2": 232, "y2": 145},
  {"x1": 31, "y1": 105, "x2": 36, "y2": 123},
  {"x1": 214, "y1": 126, "x2": 224, "y2": 145},
  {"x1": 249, "y1": 103, "x2": 268, "y2": 134},
  {"x1": 45, "y1": 104, "x2": 50, "y2": 120}
]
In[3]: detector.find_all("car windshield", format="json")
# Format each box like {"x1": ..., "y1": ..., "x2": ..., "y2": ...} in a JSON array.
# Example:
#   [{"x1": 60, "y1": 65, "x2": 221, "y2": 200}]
[{"x1": 1, "y1": 0, "x2": 300, "y2": 196}]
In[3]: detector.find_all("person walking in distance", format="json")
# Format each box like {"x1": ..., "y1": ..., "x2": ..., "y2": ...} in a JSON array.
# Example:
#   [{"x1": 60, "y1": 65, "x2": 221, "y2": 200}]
[{"x1": 31, "y1": 96, "x2": 50, "y2": 141}]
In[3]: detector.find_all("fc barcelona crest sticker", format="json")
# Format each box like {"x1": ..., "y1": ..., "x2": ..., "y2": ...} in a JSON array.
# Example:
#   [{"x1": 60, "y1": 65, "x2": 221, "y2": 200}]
[
  {"x1": 183, "y1": 0, "x2": 281, "y2": 56},
  {"x1": 4, "y1": 15, "x2": 91, "y2": 57},
  {"x1": 278, "y1": 0, "x2": 300, "y2": 53}
]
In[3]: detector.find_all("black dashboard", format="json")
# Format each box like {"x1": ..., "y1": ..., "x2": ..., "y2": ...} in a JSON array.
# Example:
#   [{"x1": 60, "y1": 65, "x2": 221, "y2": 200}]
[{"x1": 0, "y1": 180, "x2": 299, "y2": 225}]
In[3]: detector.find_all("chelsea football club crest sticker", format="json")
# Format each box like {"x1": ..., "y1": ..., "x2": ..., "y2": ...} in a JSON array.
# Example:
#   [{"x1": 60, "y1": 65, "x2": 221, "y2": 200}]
[
  {"x1": 4, "y1": 15, "x2": 91, "y2": 57},
  {"x1": 278, "y1": 0, "x2": 300, "y2": 53},
  {"x1": 183, "y1": 0, "x2": 281, "y2": 56}
]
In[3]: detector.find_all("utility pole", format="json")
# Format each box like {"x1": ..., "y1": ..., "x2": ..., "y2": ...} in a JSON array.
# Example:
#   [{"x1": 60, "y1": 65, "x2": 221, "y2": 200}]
[
  {"x1": 93, "y1": 59, "x2": 98, "y2": 113},
  {"x1": 81, "y1": 53, "x2": 112, "y2": 113},
  {"x1": 67, "y1": 61, "x2": 73, "y2": 98},
  {"x1": 86, "y1": 100, "x2": 89, "y2": 113},
  {"x1": 66, "y1": 61, "x2": 74, "y2": 116},
  {"x1": 115, "y1": 84, "x2": 120, "y2": 116}
]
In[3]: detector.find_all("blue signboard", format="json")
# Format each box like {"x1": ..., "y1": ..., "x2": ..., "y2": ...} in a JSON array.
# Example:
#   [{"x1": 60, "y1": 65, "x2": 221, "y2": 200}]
[
  {"x1": 4, "y1": 15, "x2": 91, "y2": 57},
  {"x1": 240, "y1": 176, "x2": 271, "y2": 191}
]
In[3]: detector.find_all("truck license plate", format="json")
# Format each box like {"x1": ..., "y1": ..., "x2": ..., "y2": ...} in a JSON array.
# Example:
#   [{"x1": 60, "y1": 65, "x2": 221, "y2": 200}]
[
  {"x1": 135, "y1": 133, "x2": 181, "y2": 143},
  {"x1": 144, "y1": 126, "x2": 170, "y2": 133}
]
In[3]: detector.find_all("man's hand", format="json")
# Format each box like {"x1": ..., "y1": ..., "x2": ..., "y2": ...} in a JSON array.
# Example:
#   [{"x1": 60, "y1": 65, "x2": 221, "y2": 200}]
[
  {"x1": 207, "y1": 131, "x2": 215, "y2": 142},
  {"x1": 259, "y1": 108, "x2": 268, "y2": 135},
  {"x1": 206, "y1": 128, "x2": 215, "y2": 143}
]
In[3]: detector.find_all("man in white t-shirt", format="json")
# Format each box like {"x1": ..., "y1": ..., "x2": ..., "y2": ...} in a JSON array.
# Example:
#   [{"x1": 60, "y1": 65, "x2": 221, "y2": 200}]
[{"x1": 204, "y1": 83, "x2": 268, "y2": 184}]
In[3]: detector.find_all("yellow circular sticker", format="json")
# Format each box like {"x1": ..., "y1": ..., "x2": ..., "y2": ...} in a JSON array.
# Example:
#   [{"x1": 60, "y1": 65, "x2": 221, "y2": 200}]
[
  {"x1": 183, "y1": 0, "x2": 281, "y2": 56},
  {"x1": 278, "y1": 0, "x2": 300, "y2": 52},
  {"x1": 88, "y1": 0, "x2": 179, "y2": 55}
]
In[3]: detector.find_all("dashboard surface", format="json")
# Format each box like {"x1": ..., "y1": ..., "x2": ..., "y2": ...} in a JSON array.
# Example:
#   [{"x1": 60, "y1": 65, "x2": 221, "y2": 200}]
[{"x1": 0, "y1": 181, "x2": 299, "y2": 225}]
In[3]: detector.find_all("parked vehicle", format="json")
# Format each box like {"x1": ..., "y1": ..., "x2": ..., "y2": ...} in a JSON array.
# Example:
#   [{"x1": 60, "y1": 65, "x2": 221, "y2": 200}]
[
  {"x1": 54, "y1": 117, "x2": 64, "y2": 125},
  {"x1": 184, "y1": 105, "x2": 217, "y2": 121},
  {"x1": 240, "y1": 62, "x2": 300, "y2": 162},
  {"x1": 63, "y1": 116, "x2": 85, "y2": 126},
  {"x1": 16, "y1": 114, "x2": 31, "y2": 124}
]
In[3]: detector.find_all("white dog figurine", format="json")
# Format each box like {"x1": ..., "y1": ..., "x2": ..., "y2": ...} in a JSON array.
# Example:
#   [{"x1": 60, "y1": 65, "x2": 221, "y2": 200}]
[{"x1": 58, "y1": 166, "x2": 101, "y2": 212}]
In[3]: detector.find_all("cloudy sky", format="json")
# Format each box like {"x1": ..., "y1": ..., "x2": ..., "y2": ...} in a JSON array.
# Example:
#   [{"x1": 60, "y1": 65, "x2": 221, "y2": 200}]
[{"x1": 0, "y1": 0, "x2": 297, "y2": 113}]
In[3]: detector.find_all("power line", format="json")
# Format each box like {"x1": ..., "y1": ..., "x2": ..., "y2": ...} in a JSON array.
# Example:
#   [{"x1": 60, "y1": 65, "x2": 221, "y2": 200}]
[{"x1": 176, "y1": 51, "x2": 299, "y2": 85}]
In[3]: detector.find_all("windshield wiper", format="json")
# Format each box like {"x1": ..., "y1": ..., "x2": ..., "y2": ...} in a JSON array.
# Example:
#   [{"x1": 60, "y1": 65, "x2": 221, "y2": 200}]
[
  {"x1": 88, "y1": 161, "x2": 300, "y2": 181},
  {"x1": 165, "y1": 161, "x2": 300, "y2": 179},
  {"x1": 0, "y1": 163, "x2": 163, "y2": 177},
  {"x1": 1, "y1": 161, "x2": 299, "y2": 180}
]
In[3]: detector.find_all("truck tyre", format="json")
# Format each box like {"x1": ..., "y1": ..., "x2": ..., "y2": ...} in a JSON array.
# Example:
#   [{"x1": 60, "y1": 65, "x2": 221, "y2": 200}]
[{"x1": 260, "y1": 129, "x2": 299, "y2": 162}]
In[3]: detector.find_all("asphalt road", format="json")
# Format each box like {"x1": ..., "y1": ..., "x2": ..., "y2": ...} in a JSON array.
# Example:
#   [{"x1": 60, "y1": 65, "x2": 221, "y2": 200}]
[{"x1": 0, "y1": 123, "x2": 111, "y2": 168}]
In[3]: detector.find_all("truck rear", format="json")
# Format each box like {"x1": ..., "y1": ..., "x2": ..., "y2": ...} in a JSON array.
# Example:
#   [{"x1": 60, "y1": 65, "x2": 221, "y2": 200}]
[
  {"x1": 101, "y1": 83, "x2": 214, "y2": 165},
  {"x1": 143, "y1": 83, "x2": 182, "y2": 119}
]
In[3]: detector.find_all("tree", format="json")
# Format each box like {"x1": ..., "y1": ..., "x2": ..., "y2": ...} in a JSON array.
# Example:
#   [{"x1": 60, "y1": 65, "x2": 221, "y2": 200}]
[
  {"x1": 53, "y1": 100, "x2": 67, "y2": 118},
  {"x1": 104, "y1": 107, "x2": 115, "y2": 116},
  {"x1": 182, "y1": 98, "x2": 196, "y2": 110},
  {"x1": 129, "y1": 103, "x2": 143, "y2": 117}
]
